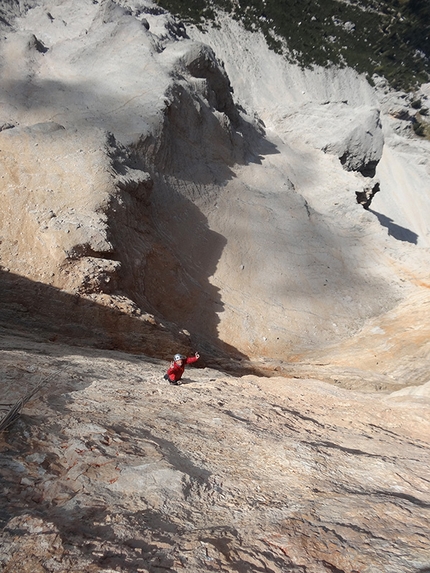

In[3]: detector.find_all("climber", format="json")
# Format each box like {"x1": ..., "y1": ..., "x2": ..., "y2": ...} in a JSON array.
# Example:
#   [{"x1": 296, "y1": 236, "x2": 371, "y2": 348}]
[{"x1": 164, "y1": 352, "x2": 200, "y2": 385}]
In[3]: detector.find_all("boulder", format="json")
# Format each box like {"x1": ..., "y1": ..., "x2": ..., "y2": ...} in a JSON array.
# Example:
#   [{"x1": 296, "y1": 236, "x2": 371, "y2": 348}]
[{"x1": 324, "y1": 108, "x2": 384, "y2": 176}]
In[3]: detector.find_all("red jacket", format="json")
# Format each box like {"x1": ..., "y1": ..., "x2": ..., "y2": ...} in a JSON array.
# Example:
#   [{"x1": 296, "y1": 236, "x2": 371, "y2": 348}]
[{"x1": 166, "y1": 356, "x2": 198, "y2": 382}]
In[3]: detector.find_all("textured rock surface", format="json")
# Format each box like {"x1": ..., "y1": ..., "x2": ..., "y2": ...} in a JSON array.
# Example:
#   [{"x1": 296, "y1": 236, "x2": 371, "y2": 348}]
[
  {"x1": 323, "y1": 108, "x2": 384, "y2": 176},
  {"x1": 0, "y1": 336, "x2": 429, "y2": 573},
  {"x1": 0, "y1": 123, "x2": 190, "y2": 357}
]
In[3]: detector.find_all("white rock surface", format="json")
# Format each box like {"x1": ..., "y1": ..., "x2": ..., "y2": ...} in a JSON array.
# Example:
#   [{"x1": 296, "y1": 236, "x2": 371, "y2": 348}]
[{"x1": 184, "y1": 12, "x2": 430, "y2": 368}]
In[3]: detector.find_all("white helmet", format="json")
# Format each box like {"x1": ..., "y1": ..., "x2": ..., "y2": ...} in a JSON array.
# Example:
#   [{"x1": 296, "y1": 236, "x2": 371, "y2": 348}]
[{"x1": 174, "y1": 354, "x2": 186, "y2": 361}]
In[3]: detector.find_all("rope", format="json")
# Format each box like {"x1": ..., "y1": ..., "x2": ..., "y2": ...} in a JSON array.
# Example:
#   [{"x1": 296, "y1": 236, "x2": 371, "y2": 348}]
[{"x1": 0, "y1": 369, "x2": 62, "y2": 432}]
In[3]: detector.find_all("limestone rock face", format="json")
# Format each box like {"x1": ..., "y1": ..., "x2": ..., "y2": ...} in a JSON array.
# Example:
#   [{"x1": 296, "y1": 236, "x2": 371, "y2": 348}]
[
  {"x1": 177, "y1": 42, "x2": 239, "y2": 125},
  {"x1": 0, "y1": 0, "x2": 429, "y2": 371},
  {"x1": 186, "y1": 15, "x2": 430, "y2": 372},
  {"x1": 0, "y1": 1, "x2": 430, "y2": 572},
  {"x1": 0, "y1": 0, "x2": 256, "y2": 361},
  {"x1": 0, "y1": 121, "x2": 191, "y2": 356},
  {"x1": 0, "y1": 339, "x2": 429, "y2": 573},
  {"x1": 0, "y1": 123, "x2": 115, "y2": 285}
]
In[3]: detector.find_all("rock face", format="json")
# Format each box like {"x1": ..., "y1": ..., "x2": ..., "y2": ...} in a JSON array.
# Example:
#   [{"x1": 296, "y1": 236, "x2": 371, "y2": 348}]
[
  {"x1": 0, "y1": 0, "x2": 256, "y2": 362},
  {"x1": 0, "y1": 122, "x2": 187, "y2": 356},
  {"x1": 1, "y1": 0, "x2": 429, "y2": 375},
  {"x1": 0, "y1": 338, "x2": 429, "y2": 573},
  {"x1": 1, "y1": 1, "x2": 430, "y2": 572}
]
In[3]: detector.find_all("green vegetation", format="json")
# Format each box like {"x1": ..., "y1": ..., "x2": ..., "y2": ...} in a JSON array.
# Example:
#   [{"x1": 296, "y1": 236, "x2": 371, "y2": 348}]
[{"x1": 156, "y1": 0, "x2": 430, "y2": 91}]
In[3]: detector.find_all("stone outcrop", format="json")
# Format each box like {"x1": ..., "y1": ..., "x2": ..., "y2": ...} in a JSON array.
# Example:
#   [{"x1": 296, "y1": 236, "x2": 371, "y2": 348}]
[
  {"x1": 0, "y1": 0, "x2": 429, "y2": 368},
  {"x1": 0, "y1": 121, "x2": 193, "y2": 356},
  {"x1": 323, "y1": 108, "x2": 384, "y2": 177},
  {"x1": 0, "y1": 123, "x2": 115, "y2": 286},
  {"x1": 0, "y1": 0, "x2": 259, "y2": 363}
]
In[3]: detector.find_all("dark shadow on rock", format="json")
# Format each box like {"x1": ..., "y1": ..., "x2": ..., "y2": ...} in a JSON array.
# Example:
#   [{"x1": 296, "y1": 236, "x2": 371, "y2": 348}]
[
  {"x1": 119, "y1": 98, "x2": 279, "y2": 366},
  {"x1": 368, "y1": 209, "x2": 418, "y2": 244},
  {"x1": 170, "y1": 377, "x2": 194, "y2": 385},
  {"x1": 0, "y1": 269, "x2": 173, "y2": 356},
  {"x1": 0, "y1": 268, "x2": 250, "y2": 372},
  {"x1": 99, "y1": 165, "x2": 255, "y2": 370},
  {"x1": 134, "y1": 80, "x2": 280, "y2": 186}
]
